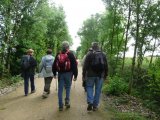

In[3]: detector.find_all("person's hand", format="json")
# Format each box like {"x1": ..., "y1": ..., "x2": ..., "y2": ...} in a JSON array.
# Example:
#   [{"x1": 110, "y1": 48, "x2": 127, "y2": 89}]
[
  {"x1": 38, "y1": 73, "x2": 41, "y2": 78},
  {"x1": 73, "y1": 77, "x2": 77, "y2": 81},
  {"x1": 53, "y1": 76, "x2": 57, "y2": 79},
  {"x1": 82, "y1": 76, "x2": 85, "y2": 81}
]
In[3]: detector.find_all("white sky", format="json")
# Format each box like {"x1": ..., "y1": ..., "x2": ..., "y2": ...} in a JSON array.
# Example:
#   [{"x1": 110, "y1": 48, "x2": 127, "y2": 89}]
[
  {"x1": 49, "y1": 0, "x2": 105, "y2": 50},
  {"x1": 49, "y1": 0, "x2": 159, "y2": 57}
]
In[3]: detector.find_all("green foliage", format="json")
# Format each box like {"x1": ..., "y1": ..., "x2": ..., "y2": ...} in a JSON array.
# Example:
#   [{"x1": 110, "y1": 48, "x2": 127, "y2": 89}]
[
  {"x1": 78, "y1": 14, "x2": 101, "y2": 57},
  {"x1": 0, "y1": 75, "x2": 22, "y2": 88},
  {"x1": 114, "y1": 112, "x2": 147, "y2": 120},
  {"x1": 127, "y1": 58, "x2": 160, "y2": 114},
  {"x1": 143, "y1": 99, "x2": 159, "y2": 112},
  {"x1": 147, "y1": 58, "x2": 160, "y2": 101},
  {"x1": 0, "y1": 0, "x2": 72, "y2": 76},
  {"x1": 102, "y1": 76, "x2": 128, "y2": 95},
  {"x1": 78, "y1": 0, "x2": 160, "y2": 117}
]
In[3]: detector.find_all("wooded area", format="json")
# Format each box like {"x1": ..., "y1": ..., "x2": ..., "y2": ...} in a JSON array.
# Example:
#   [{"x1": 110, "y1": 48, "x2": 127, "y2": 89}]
[
  {"x1": 0, "y1": 0, "x2": 160, "y2": 118},
  {"x1": 77, "y1": 0, "x2": 160, "y2": 116},
  {"x1": 0, "y1": 0, "x2": 72, "y2": 77}
]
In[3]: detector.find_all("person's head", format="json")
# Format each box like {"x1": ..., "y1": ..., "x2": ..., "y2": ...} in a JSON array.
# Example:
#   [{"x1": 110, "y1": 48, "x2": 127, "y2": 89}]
[
  {"x1": 46, "y1": 49, "x2": 52, "y2": 55},
  {"x1": 91, "y1": 42, "x2": 100, "y2": 51},
  {"x1": 88, "y1": 48, "x2": 93, "y2": 51},
  {"x1": 62, "y1": 41, "x2": 69, "y2": 51},
  {"x1": 26, "y1": 49, "x2": 34, "y2": 56}
]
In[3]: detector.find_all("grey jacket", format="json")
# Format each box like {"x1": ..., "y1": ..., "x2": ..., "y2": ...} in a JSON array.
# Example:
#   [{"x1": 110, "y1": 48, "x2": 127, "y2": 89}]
[{"x1": 39, "y1": 55, "x2": 55, "y2": 78}]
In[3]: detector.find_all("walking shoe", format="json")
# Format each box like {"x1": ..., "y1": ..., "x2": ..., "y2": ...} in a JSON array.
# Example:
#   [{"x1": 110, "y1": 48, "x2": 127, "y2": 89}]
[
  {"x1": 59, "y1": 107, "x2": 63, "y2": 111},
  {"x1": 42, "y1": 91, "x2": 48, "y2": 98},
  {"x1": 87, "y1": 103, "x2": 93, "y2": 112},
  {"x1": 47, "y1": 91, "x2": 50, "y2": 94},
  {"x1": 31, "y1": 90, "x2": 36, "y2": 94},
  {"x1": 93, "y1": 106, "x2": 98, "y2": 111},
  {"x1": 65, "y1": 101, "x2": 70, "y2": 108}
]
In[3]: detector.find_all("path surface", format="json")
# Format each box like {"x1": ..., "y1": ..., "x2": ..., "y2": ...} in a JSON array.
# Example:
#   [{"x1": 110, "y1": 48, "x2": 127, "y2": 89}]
[{"x1": 0, "y1": 67, "x2": 112, "y2": 120}]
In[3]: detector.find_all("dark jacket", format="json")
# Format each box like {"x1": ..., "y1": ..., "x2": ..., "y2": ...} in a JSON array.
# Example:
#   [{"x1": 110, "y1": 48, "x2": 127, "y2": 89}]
[
  {"x1": 52, "y1": 50, "x2": 78, "y2": 78},
  {"x1": 82, "y1": 50, "x2": 108, "y2": 79},
  {"x1": 21, "y1": 55, "x2": 37, "y2": 75}
]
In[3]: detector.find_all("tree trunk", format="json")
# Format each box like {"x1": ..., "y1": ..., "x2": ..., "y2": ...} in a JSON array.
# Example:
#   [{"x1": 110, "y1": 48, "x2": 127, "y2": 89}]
[
  {"x1": 137, "y1": 0, "x2": 152, "y2": 69},
  {"x1": 129, "y1": 0, "x2": 140, "y2": 94},
  {"x1": 149, "y1": 39, "x2": 157, "y2": 66},
  {"x1": 110, "y1": 7, "x2": 116, "y2": 59},
  {"x1": 122, "y1": 0, "x2": 131, "y2": 71}
]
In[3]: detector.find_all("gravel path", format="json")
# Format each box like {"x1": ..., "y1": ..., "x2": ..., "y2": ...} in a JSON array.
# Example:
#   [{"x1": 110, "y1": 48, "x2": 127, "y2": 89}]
[{"x1": 0, "y1": 67, "x2": 112, "y2": 120}]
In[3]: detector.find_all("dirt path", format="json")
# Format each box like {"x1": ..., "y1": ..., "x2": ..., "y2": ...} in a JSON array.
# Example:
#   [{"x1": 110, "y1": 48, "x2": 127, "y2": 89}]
[{"x1": 0, "y1": 67, "x2": 112, "y2": 120}]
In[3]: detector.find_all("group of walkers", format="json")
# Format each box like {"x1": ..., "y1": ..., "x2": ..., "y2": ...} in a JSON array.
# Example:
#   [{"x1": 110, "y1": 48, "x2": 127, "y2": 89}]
[{"x1": 20, "y1": 41, "x2": 108, "y2": 112}]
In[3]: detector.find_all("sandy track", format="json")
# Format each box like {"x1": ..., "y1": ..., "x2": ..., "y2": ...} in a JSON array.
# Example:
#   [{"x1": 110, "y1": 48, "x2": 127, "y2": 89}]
[{"x1": 0, "y1": 67, "x2": 112, "y2": 120}]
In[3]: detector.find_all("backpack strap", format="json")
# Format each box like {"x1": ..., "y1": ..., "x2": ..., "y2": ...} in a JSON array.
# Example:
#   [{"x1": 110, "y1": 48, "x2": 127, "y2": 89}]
[
  {"x1": 61, "y1": 50, "x2": 69, "y2": 54},
  {"x1": 59, "y1": 50, "x2": 70, "y2": 56},
  {"x1": 42, "y1": 56, "x2": 47, "y2": 69}
]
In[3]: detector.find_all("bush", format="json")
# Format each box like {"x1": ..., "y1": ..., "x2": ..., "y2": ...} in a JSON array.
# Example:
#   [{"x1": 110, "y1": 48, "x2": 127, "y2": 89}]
[
  {"x1": 147, "y1": 58, "x2": 160, "y2": 101},
  {"x1": 102, "y1": 76, "x2": 128, "y2": 96},
  {"x1": 0, "y1": 75, "x2": 22, "y2": 88}
]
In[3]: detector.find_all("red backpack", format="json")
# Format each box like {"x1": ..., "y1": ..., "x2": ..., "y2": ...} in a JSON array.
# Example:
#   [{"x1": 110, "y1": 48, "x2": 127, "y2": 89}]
[{"x1": 56, "y1": 50, "x2": 71, "y2": 71}]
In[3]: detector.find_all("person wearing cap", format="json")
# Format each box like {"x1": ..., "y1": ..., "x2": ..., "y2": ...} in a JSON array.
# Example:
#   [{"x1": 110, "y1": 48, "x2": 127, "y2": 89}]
[
  {"x1": 21, "y1": 49, "x2": 37, "y2": 96},
  {"x1": 39, "y1": 49, "x2": 55, "y2": 98},
  {"x1": 52, "y1": 41, "x2": 78, "y2": 111},
  {"x1": 82, "y1": 42, "x2": 108, "y2": 111}
]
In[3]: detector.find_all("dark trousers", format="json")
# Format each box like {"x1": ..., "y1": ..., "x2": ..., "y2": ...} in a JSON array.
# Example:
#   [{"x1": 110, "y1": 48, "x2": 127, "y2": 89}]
[
  {"x1": 23, "y1": 72, "x2": 35, "y2": 95},
  {"x1": 44, "y1": 77, "x2": 53, "y2": 93}
]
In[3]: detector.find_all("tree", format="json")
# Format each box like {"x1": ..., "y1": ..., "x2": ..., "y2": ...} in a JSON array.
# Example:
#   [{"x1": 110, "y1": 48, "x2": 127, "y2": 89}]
[{"x1": 0, "y1": 0, "x2": 72, "y2": 76}]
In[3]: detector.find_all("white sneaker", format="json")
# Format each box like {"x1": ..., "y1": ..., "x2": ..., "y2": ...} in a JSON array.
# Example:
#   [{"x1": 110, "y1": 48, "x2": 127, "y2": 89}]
[{"x1": 42, "y1": 91, "x2": 48, "y2": 98}]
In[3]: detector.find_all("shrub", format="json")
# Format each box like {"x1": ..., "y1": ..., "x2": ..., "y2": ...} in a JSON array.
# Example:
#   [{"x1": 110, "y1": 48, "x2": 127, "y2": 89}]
[
  {"x1": 102, "y1": 76, "x2": 128, "y2": 96},
  {"x1": 0, "y1": 75, "x2": 22, "y2": 88}
]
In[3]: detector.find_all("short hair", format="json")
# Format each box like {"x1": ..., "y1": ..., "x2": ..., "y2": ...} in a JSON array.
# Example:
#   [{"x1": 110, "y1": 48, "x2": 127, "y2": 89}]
[
  {"x1": 62, "y1": 41, "x2": 69, "y2": 50},
  {"x1": 91, "y1": 42, "x2": 100, "y2": 51},
  {"x1": 46, "y1": 49, "x2": 52, "y2": 54}
]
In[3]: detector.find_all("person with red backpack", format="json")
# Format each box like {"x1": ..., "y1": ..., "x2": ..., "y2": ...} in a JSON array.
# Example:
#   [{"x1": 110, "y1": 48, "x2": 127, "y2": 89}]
[{"x1": 52, "y1": 41, "x2": 78, "y2": 111}]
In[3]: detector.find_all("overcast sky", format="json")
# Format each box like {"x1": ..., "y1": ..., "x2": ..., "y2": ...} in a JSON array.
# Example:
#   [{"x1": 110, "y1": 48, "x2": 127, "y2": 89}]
[{"x1": 50, "y1": 0, "x2": 105, "y2": 50}]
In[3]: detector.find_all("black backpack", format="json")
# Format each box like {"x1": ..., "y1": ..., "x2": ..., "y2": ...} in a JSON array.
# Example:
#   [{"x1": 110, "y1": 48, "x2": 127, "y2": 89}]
[
  {"x1": 91, "y1": 51, "x2": 105, "y2": 73},
  {"x1": 21, "y1": 55, "x2": 31, "y2": 70}
]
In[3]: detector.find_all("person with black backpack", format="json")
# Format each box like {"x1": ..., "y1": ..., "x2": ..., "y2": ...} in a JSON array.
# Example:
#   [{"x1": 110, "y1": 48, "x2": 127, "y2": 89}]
[
  {"x1": 21, "y1": 49, "x2": 37, "y2": 96},
  {"x1": 82, "y1": 48, "x2": 93, "y2": 92},
  {"x1": 52, "y1": 41, "x2": 78, "y2": 111},
  {"x1": 39, "y1": 49, "x2": 55, "y2": 98},
  {"x1": 82, "y1": 42, "x2": 108, "y2": 112}
]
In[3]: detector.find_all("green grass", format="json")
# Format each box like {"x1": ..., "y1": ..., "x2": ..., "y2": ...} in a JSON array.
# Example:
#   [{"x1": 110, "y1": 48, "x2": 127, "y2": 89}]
[
  {"x1": 124, "y1": 57, "x2": 157, "y2": 68},
  {"x1": 105, "y1": 99, "x2": 148, "y2": 120},
  {"x1": 113, "y1": 112, "x2": 147, "y2": 120}
]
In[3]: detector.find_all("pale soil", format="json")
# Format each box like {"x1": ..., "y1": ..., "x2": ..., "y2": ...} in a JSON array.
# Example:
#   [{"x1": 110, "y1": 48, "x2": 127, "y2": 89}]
[{"x1": 0, "y1": 67, "x2": 112, "y2": 120}]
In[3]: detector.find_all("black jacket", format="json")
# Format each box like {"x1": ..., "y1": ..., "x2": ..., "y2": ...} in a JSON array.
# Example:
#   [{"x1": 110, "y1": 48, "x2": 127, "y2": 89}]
[
  {"x1": 52, "y1": 50, "x2": 78, "y2": 78},
  {"x1": 21, "y1": 55, "x2": 37, "y2": 75},
  {"x1": 82, "y1": 50, "x2": 108, "y2": 79}
]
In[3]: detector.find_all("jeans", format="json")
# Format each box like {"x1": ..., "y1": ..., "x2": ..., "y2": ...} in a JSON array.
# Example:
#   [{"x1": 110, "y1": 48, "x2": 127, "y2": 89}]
[
  {"x1": 58, "y1": 72, "x2": 72, "y2": 107},
  {"x1": 23, "y1": 72, "x2": 35, "y2": 95},
  {"x1": 86, "y1": 77, "x2": 103, "y2": 107},
  {"x1": 44, "y1": 77, "x2": 53, "y2": 93}
]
